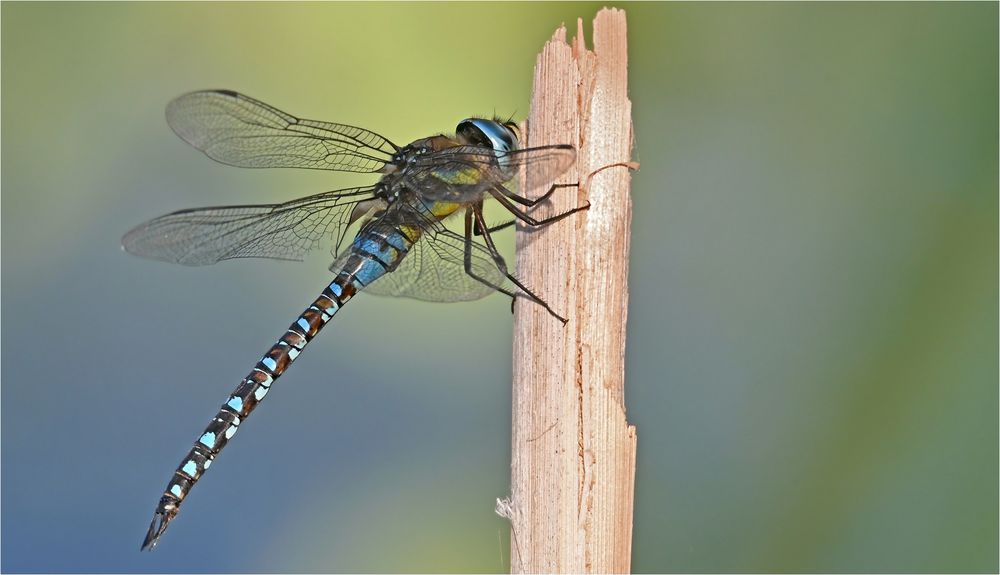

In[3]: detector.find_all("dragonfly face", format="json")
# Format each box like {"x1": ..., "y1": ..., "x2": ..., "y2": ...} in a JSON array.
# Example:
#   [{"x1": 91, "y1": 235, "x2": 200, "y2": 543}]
[{"x1": 125, "y1": 90, "x2": 587, "y2": 550}]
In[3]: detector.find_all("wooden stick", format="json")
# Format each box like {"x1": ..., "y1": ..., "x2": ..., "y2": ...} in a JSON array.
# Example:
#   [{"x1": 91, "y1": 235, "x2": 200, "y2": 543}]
[{"x1": 509, "y1": 8, "x2": 637, "y2": 573}]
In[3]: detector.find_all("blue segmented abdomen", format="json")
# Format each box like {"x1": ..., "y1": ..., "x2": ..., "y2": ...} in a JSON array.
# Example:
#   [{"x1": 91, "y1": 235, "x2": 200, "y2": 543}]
[{"x1": 141, "y1": 226, "x2": 418, "y2": 550}]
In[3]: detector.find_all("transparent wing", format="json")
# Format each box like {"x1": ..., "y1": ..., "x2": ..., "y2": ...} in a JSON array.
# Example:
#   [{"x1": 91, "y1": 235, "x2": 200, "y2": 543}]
[
  {"x1": 410, "y1": 144, "x2": 576, "y2": 193},
  {"x1": 365, "y1": 223, "x2": 514, "y2": 303},
  {"x1": 122, "y1": 187, "x2": 384, "y2": 265},
  {"x1": 166, "y1": 90, "x2": 398, "y2": 172}
]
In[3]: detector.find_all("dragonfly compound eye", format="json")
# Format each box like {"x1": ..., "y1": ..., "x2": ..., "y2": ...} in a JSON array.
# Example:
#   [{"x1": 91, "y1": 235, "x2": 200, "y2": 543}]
[{"x1": 456, "y1": 118, "x2": 519, "y2": 155}]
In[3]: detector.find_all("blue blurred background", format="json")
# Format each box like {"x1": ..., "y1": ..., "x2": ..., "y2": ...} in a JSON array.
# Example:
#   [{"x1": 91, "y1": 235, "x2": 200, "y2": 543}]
[{"x1": 2, "y1": 2, "x2": 996, "y2": 572}]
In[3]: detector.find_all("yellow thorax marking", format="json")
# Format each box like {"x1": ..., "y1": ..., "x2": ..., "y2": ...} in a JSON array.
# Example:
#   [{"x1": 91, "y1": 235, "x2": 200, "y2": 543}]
[
  {"x1": 438, "y1": 166, "x2": 482, "y2": 186},
  {"x1": 428, "y1": 201, "x2": 461, "y2": 219}
]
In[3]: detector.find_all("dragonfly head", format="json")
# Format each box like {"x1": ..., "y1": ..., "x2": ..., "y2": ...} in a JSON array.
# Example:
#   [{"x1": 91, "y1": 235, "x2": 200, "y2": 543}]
[{"x1": 456, "y1": 118, "x2": 520, "y2": 155}]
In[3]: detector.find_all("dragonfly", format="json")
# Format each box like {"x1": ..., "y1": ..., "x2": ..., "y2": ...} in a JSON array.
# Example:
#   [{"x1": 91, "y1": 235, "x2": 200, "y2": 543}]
[{"x1": 124, "y1": 90, "x2": 584, "y2": 550}]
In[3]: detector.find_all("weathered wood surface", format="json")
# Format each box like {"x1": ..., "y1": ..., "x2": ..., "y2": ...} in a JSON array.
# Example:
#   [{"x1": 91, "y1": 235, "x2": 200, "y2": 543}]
[{"x1": 509, "y1": 8, "x2": 637, "y2": 573}]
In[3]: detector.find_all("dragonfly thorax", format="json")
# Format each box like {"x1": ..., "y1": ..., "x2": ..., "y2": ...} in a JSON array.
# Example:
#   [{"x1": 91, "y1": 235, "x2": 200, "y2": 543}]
[{"x1": 377, "y1": 131, "x2": 515, "y2": 205}]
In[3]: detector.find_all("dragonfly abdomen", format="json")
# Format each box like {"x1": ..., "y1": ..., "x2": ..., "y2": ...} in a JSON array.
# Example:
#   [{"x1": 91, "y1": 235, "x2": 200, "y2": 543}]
[
  {"x1": 142, "y1": 283, "x2": 344, "y2": 549},
  {"x1": 335, "y1": 213, "x2": 425, "y2": 281},
  {"x1": 142, "y1": 231, "x2": 418, "y2": 550},
  {"x1": 142, "y1": 227, "x2": 415, "y2": 549}
]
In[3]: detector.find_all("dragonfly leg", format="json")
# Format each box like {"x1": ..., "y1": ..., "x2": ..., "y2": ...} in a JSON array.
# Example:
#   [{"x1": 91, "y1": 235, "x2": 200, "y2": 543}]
[
  {"x1": 489, "y1": 161, "x2": 636, "y2": 221},
  {"x1": 488, "y1": 186, "x2": 590, "y2": 228},
  {"x1": 474, "y1": 218, "x2": 515, "y2": 236},
  {"x1": 475, "y1": 182, "x2": 586, "y2": 236},
  {"x1": 463, "y1": 208, "x2": 518, "y2": 300},
  {"x1": 495, "y1": 182, "x2": 578, "y2": 207},
  {"x1": 470, "y1": 203, "x2": 568, "y2": 324}
]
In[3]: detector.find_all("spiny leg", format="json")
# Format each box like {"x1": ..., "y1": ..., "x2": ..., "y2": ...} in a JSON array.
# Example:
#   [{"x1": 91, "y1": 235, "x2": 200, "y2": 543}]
[
  {"x1": 495, "y1": 160, "x2": 637, "y2": 213},
  {"x1": 494, "y1": 181, "x2": 578, "y2": 208},
  {"x1": 487, "y1": 186, "x2": 590, "y2": 228},
  {"x1": 471, "y1": 164, "x2": 639, "y2": 316},
  {"x1": 476, "y1": 183, "x2": 589, "y2": 236},
  {"x1": 475, "y1": 162, "x2": 636, "y2": 310},
  {"x1": 474, "y1": 218, "x2": 516, "y2": 235},
  {"x1": 471, "y1": 201, "x2": 568, "y2": 324},
  {"x1": 462, "y1": 207, "x2": 519, "y2": 301}
]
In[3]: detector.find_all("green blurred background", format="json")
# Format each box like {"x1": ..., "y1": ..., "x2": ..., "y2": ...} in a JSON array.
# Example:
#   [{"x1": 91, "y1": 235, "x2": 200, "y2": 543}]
[{"x1": 2, "y1": 2, "x2": 996, "y2": 573}]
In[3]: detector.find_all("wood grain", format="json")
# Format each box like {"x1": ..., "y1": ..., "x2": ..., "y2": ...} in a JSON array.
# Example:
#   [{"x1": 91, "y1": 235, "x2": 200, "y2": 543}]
[{"x1": 509, "y1": 8, "x2": 637, "y2": 573}]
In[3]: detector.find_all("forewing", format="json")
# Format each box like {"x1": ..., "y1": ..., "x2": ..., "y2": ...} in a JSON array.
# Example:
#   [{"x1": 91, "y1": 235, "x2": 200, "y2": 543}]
[
  {"x1": 499, "y1": 144, "x2": 577, "y2": 189},
  {"x1": 123, "y1": 187, "x2": 384, "y2": 265},
  {"x1": 166, "y1": 90, "x2": 397, "y2": 172},
  {"x1": 410, "y1": 144, "x2": 576, "y2": 193},
  {"x1": 365, "y1": 224, "x2": 513, "y2": 302}
]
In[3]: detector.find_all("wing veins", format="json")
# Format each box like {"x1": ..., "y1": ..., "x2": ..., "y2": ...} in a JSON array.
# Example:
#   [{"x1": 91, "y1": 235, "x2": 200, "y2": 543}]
[
  {"x1": 166, "y1": 90, "x2": 398, "y2": 172},
  {"x1": 123, "y1": 186, "x2": 381, "y2": 265}
]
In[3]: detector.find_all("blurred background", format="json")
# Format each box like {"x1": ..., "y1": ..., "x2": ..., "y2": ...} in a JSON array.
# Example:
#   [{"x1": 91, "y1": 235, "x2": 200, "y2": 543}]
[{"x1": 2, "y1": 2, "x2": 996, "y2": 573}]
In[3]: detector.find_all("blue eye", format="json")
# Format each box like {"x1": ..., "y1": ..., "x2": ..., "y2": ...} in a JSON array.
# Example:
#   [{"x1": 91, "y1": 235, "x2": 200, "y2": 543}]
[{"x1": 456, "y1": 118, "x2": 519, "y2": 154}]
